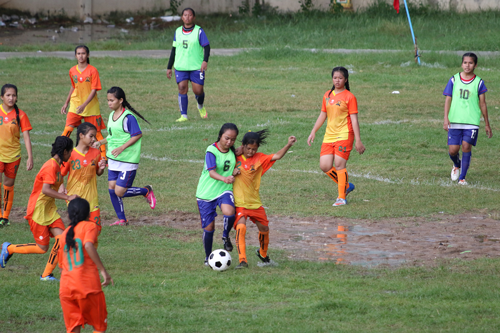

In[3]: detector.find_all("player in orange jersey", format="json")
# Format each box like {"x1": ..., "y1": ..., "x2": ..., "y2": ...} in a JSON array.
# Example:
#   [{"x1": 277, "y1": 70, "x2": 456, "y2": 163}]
[
  {"x1": 61, "y1": 123, "x2": 106, "y2": 235},
  {"x1": 233, "y1": 130, "x2": 296, "y2": 269},
  {"x1": 0, "y1": 84, "x2": 33, "y2": 227},
  {"x1": 58, "y1": 198, "x2": 113, "y2": 333},
  {"x1": 307, "y1": 66, "x2": 365, "y2": 207},
  {"x1": 61, "y1": 45, "x2": 107, "y2": 160},
  {"x1": 1, "y1": 137, "x2": 78, "y2": 281}
]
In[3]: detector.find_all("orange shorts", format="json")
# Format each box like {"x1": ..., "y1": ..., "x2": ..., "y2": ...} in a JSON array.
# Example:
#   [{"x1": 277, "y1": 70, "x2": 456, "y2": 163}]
[
  {"x1": 60, "y1": 291, "x2": 108, "y2": 333},
  {"x1": 235, "y1": 206, "x2": 269, "y2": 226},
  {"x1": 66, "y1": 113, "x2": 106, "y2": 131},
  {"x1": 0, "y1": 158, "x2": 21, "y2": 179},
  {"x1": 28, "y1": 218, "x2": 65, "y2": 246},
  {"x1": 320, "y1": 134, "x2": 354, "y2": 160}
]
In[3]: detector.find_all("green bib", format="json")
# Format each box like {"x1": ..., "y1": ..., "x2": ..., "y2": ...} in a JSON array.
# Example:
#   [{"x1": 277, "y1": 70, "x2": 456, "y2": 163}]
[
  {"x1": 196, "y1": 144, "x2": 236, "y2": 200},
  {"x1": 106, "y1": 110, "x2": 142, "y2": 164},
  {"x1": 173, "y1": 25, "x2": 204, "y2": 71},
  {"x1": 449, "y1": 73, "x2": 482, "y2": 126}
]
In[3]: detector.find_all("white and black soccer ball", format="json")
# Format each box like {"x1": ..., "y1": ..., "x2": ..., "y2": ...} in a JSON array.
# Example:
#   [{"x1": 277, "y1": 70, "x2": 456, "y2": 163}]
[{"x1": 208, "y1": 249, "x2": 232, "y2": 271}]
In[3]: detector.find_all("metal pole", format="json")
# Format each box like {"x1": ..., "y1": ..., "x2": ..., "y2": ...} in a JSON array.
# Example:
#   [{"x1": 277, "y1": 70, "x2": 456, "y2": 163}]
[{"x1": 404, "y1": 0, "x2": 421, "y2": 65}]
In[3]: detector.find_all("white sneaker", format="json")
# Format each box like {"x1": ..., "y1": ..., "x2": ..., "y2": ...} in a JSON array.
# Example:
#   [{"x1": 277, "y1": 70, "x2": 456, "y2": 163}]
[
  {"x1": 451, "y1": 165, "x2": 460, "y2": 181},
  {"x1": 458, "y1": 179, "x2": 468, "y2": 185},
  {"x1": 333, "y1": 198, "x2": 347, "y2": 206}
]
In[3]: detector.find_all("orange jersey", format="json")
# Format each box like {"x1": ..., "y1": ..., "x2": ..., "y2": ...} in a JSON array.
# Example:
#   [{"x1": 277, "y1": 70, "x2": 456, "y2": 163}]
[
  {"x1": 0, "y1": 105, "x2": 32, "y2": 163},
  {"x1": 61, "y1": 148, "x2": 102, "y2": 213},
  {"x1": 234, "y1": 153, "x2": 275, "y2": 209},
  {"x1": 321, "y1": 89, "x2": 358, "y2": 143},
  {"x1": 58, "y1": 221, "x2": 101, "y2": 299},
  {"x1": 68, "y1": 65, "x2": 102, "y2": 117},
  {"x1": 25, "y1": 158, "x2": 64, "y2": 225}
]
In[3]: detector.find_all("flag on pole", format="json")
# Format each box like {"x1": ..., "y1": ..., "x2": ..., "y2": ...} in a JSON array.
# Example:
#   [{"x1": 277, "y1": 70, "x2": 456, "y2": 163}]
[{"x1": 394, "y1": 0, "x2": 400, "y2": 13}]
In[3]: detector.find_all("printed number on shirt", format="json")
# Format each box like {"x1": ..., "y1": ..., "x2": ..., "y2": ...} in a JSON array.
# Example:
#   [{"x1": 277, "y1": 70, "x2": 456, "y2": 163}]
[
  {"x1": 94, "y1": 216, "x2": 101, "y2": 227},
  {"x1": 183, "y1": 40, "x2": 188, "y2": 49},
  {"x1": 223, "y1": 160, "x2": 231, "y2": 172},
  {"x1": 71, "y1": 160, "x2": 81, "y2": 170},
  {"x1": 471, "y1": 130, "x2": 476, "y2": 139},
  {"x1": 0, "y1": 117, "x2": 3, "y2": 125},
  {"x1": 459, "y1": 89, "x2": 470, "y2": 100},
  {"x1": 64, "y1": 239, "x2": 84, "y2": 271}
]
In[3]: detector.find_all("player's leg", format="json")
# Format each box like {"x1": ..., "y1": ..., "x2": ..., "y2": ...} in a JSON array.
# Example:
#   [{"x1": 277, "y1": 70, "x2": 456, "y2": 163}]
[
  {"x1": 191, "y1": 71, "x2": 207, "y2": 119},
  {"x1": 1, "y1": 159, "x2": 20, "y2": 226},
  {"x1": 175, "y1": 72, "x2": 190, "y2": 121},
  {"x1": 109, "y1": 170, "x2": 137, "y2": 226},
  {"x1": 122, "y1": 177, "x2": 156, "y2": 210},
  {"x1": 60, "y1": 296, "x2": 85, "y2": 333},
  {"x1": 197, "y1": 198, "x2": 217, "y2": 265},
  {"x1": 41, "y1": 223, "x2": 65, "y2": 280},
  {"x1": 81, "y1": 292, "x2": 108, "y2": 333},
  {"x1": 234, "y1": 208, "x2": 248, "y2": 268},
  {"x1": 219, "y1": 193, "x2": 236, "y2": 252},
  {"x1": 448, "y1": 129, "x2": 462, "y2": 181},
  {"x1": 63, "y1": 113, "x2": 83, "y2": 137},
  {"x1": 333, "y1": 154, "x2": 348, "y2": 206},
  {"x1": 253, "y1": 207, "x2": 271, "y2": 264},
  {"x1": 458, "y1": 129, "x2": 477, "y2": 184}
]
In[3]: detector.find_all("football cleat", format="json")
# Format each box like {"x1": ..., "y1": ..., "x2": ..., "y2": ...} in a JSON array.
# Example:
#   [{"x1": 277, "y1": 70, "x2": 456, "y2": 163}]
[
  {"x1": 40, "y1": 274, "x2": 59, "y2": 282},
  {"x1": 346, "y1": 183, "x2": 355, "y2": 196},
  {"x1": 144, "y1": 185, "x2": 156, "y2": 209},
  {"x1": 458, "y1": 179, "x2": 468, "y2": 185},
  {"x1": 451, "y1": 165, "x2": 460, "y2": 181},
  {"x1": 110, "y1": 219, "x2": 128, "y2": 226},
  {"x1": 235, "y1": 261, "x2": 248, "y2": 269},
  {"x1": 1, "y1": 242, "x2": 12, "y2": 268},
  {"x1": 198, "y1": 106, "x2": 208, "y2": 119},
  {"x1": 175, "y1": 116, "x2": 188, "y2": 122},
  {"x1": 333, "y1": 198, "x2": 347, "y2": 207},
  {"x1": 222, "y1": 237, "x2": 233, "y2": 252}
]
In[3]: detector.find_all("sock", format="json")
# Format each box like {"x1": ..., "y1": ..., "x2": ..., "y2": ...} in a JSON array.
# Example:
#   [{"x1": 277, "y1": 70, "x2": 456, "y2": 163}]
[
  {"x1": 258, "y1": 231, "x2": 269, "y2": 258},
  {"x1": 0, "y1": 182, "x2": 2, "y2": 218},
  {"x1": 203, "y1": 229, "x2": 214, "y2": 260},
  {"x1": 325, "y1": 167, "x2": 338, "y2": 184},
  {"x1": 123, "y1": 187, "x2": 148, "y2": 197},
  {"x1": 8, "y1": 243, "x2": 46, "y2": 254},
  {"x1": 41, "y1": 235, "x2": 61, "y2": 278},
  {"x1": 2, "y1": 185, "x2": 14, "y2": 220},
  {"x1": 62, "y1": 126, "x2": 74, "y2": 138},
  {"x1": 235, "y1": 224, "x2": 247, "y2": 263},
  {"x1": 178, "y1": 93, "x2": 188, "y2": 116},
  {"x1": 96, "y1": 131, "x2": 107, "y2": 160},
  {"x1": 222, "y1": 214, "x2": 235, "y2": 239},
  {"x1": 195, "y1": 93, "x2": 205, "y2": 109},
  {"x1": 459, "y1": 152, "x2": 471, "y2": 180},
  {"x1": 449, "y1": 153, "x2": 461, "y2": 168},
  {"x1": 109, "y1": 189, "x2": 126, "y2": 221},
  {"x1": 337, "y1": 168, "x2": 348, "y2": 199}
]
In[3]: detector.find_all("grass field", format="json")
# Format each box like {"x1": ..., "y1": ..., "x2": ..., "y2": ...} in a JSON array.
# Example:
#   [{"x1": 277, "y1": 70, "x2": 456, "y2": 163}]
[{"x1": 1, "y1": 35, "x2": 500, "y2": 331}]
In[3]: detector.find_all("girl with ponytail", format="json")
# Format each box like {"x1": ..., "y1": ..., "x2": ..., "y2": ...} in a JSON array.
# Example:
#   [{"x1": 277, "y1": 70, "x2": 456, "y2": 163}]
[
  {"x1": 1, "y1": 136, "x2": 78, "y2": 282},
  {"x1": 0, "y1": 84, "x2": 34, "y2": 226},
  {"x1": 93, "y1": 87, "x2": 156, "y2": 226},
  {"x1": 58, "y1": 198, "x2": 113, "y2": 333}
]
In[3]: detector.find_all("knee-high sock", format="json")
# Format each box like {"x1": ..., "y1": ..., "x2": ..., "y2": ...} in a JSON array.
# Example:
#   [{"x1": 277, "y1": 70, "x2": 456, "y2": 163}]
[
  {"x1": 337, "y1": 168, "x2": 348, "y2": 199},
  {"x1": 62, "y1": 126, "x2": 74, "y2": 138},
  {"x1": 449, "y1": 153, "x2": 461, "y2": 168},
  {"x1": 178, "y1": 93, "x2": 188, "y2": 115},
  {"x1": 235, "y1": 224, "x2": 247, "y2": 263},
  {"x1": 222, "y1": 214, "x2": 235, "y2": 239},
  {"x1": 203, "y1": 230, "x2": 214, "y2": 260},
  {"x1": 109, "y1": 189, "x2": 126, "y2": 221},
  {"x1": 95, "y1": 131, "x2": 106, "y2": 160},
  {"x1": 460, "y1": 152, "x2": 471, "y2": 180},
  {"x1": 325, "y1": 167, "x2": 338, "y2": 184},
  {"x1": 2, "y1": 185, "x2": 14, "y2": 219},
  {"x1": 258, "y1": 230, "x2": 270, "y2": 258},
  {"x1": 41, "y1": 235, "x2": 61, "y2": 278},
  {"x1": 195, "y1": 93, "x2": 205, "y2": 109},
  {"x1": 123, "y1": 187, "x2": 148, "y2": 197},
  {"x1": 8, "y1": 243, "x2": 46, "y2": 254}
]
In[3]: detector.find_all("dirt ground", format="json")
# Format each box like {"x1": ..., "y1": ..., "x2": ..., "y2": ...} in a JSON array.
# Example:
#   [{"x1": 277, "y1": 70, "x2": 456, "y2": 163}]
[{"x1": 6, "y1": 208, "x2": 500, "y2": 267}]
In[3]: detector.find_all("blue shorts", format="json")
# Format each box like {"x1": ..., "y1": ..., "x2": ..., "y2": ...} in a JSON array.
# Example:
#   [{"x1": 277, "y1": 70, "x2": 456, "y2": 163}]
[
  {"x1": 448, "y1": 129, "x2": 478, "y2": 146},
  {"x1": 175, "y1": 70, "x2": 205, "y2": 85},
  {"x1": 197, "y1": 192, "x2": 234, "y2": 229},
  {"x1": 108, "y1": 170, "x2": 137, "y2": 188}
]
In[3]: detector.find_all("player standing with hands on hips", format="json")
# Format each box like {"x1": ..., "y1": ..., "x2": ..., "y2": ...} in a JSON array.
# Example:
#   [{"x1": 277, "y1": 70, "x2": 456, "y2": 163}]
[
  {"x1": 308, "y1": 66, "x2": 365, "y2": 207},
  {"x1": 166, "y1": 8, "x2": 210, "y2": 122},
  {"x1": 443, "y1": 52, "x2": 492, "y2": 185}
]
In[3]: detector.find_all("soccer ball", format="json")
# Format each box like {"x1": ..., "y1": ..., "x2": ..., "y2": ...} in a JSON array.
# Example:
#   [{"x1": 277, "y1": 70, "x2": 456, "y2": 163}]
[{"x1": 208, "y1": 249, "x2": 232, "y2": 271}]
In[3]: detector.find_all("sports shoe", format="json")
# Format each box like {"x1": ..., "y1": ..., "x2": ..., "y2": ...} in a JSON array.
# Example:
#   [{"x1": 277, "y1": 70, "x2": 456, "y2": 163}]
[
  {"x1": 255, "y1": 249, "x2": 277, "y2": 267},
  {"x1": 198, "y1": 106, "x2": 208, "y2": 119},
  {"x1": 175, "y1": 116, "x2": 188, "y2": 122},
  {"x1": 255, "y1": 249, "x2": 270, "y2": 263},
  {"x1": 235, "y1": 261, "x2": 248, "y2": 269},
  {"x1": 40, "y1": 274, "x2": 59, "y2": 281},
  {"x1": 458, "y1": 179, "x2": 468, "y2": 185},
  {"x1": 204, "y1": 260, "x2": 210, "y2": 267},
  {"x1": 346, "y1": 183, "x2": 355, "y2": 196},
  {"x1": 0, "y1": 218, "x2": 9, "y2": 227},
  {"x1": 451, "y1": 165, "x2": 460, "y2": 181},
  {"x1": 1, "y1": 242, "x2": 12, "y2": 268},
  {"x1": 333, "y1": 198, "x2": 347, "y2": 206},
  {"x1": 110, "y1": 219, "x2": 128, "y2": 226},
  {"x1": 222, "y1": 237, "x2": 233, "y2": 252},
  {"x1": 144, "y1": 185, "x2": 156, "y2": 209}
]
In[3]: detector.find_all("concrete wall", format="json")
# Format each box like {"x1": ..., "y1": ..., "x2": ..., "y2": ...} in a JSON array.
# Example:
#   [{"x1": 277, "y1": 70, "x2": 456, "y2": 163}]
[{"x1": 3, "y1": 0, "x2": 499, "y2": 18}]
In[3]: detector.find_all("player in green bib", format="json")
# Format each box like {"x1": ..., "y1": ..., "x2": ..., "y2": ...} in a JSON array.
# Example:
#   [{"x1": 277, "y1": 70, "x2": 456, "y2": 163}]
[
  {"x1": 93, "y1": 87, "x2": 157, "y2": 226},
  {"x1": 166, "y1": 8, "x2": 211, "y2": 122},
  {"x1": 196, "y1": 123, "x2": 239, "y2": 266},
  {"x1": 443, "y1": 52, "x2": 492, "y2": 185}
]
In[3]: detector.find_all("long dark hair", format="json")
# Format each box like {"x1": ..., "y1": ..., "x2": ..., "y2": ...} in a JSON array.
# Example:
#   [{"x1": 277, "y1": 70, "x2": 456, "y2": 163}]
[
  {"x1": 462, "y1": 52, "x2": 478, "y2": 65},
  {"x1": 65, "y1": 198, "x2": 91, "y2": 252},
  {"x1": 51, "y1": 136, "x2": 73, "y2": 165},
  {"x1": 217, "y1": 123, "x2": 239, "y2": 153},
  {"x1": 75, "y1": 45, "x2": 90, "y2": 64},
  {"x1": 1, "y1": 84, "x2": 21, "y2": 129},
  {"x1": 107, "y1": 87, "x2": 151, "y2": 125},
  {"x1": 328, "y1": 66, "x2": 350, "y2": 97},
  {"x1": 242, "y1": 129, "x2": 269, "y2": 147},
  {"x1": 76, "y1": 122, "x2": 97, "y2": 146}
]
